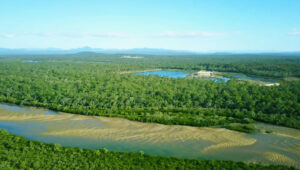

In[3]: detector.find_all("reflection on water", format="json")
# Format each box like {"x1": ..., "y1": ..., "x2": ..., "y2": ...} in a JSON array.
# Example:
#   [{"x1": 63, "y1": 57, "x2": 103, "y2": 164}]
[
  {"x1": 23, "y1": 60, "x2": 39, "y2": 63},
  {"x1": 131, "y1": 70, "x2": 277, "y2": 84},
  {"x1": 132, "y1": 70, "x2": 190, "y2": 78},
  {"x1": 201, "y1": 76, "x2": 231, "y2": 83},
  {"x1": 0, "y1": 103, "x2": 299, "y2": 167}
]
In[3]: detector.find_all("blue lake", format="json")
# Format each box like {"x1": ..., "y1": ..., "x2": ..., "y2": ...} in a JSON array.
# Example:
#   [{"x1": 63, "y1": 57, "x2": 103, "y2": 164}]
[
  {"x1": 23, "y1": 60, "x2": 39, "y2": 63},
  {"x1": 132, "y1": 70, "x2": 229, "y2": 82},
  {"x1": 202, "y1": 77, "x2": 231, "y2": 83},
  {"x1": 131, "y1": 70, "x2": 276, "y2": 83},
  {"x1": 132, "y1": 70, "x2": 189, "y2": 78}
]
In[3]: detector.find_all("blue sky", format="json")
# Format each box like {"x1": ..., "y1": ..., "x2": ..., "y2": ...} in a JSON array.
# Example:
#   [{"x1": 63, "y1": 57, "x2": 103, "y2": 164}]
[{"x1": 0, "y1": 0, "x2": 300, "y2": 51}]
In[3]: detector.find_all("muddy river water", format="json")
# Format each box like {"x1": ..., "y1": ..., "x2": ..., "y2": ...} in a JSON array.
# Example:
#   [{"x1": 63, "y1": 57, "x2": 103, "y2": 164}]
[{"x1": 0, "y1": 103, "x2": 299, "y2": 167}]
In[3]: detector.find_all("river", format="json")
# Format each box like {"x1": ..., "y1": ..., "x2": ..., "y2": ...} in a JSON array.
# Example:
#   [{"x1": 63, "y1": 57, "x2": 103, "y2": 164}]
[{"x1": 0, "y1": 103, "x2": 299, "y2": 167}]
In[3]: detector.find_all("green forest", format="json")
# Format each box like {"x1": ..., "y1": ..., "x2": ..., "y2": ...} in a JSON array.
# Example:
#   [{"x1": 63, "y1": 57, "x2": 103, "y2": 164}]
[
  {"x1": 0, "y1": 54, "x2": 299, "y2": 129},
  {"x1": 0, "y1": 129, "x2": 296, "y2": 170},
  {"x1": 0, "y1": 53, "x2": 300, "y2": 169}
]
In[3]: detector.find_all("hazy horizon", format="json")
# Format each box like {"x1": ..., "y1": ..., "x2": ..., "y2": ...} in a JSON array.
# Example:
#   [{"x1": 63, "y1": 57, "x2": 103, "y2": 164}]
[{"x1": 1, "y1": 46, "x2": 300, "y2": 54}]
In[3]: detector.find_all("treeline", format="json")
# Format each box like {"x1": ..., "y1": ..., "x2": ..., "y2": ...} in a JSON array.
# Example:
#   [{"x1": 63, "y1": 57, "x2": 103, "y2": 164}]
[
  {"x1": 0, "y1": 129, "x2": 296, "y2": 169},
  {"x1": 162, "y1": 62, "x2": 300, "y2": 78},
  {"x1": 0, "y1": 61, "x2": 299, "y2": 128},
  {"x1": 1, "y1": 53, "x2": 299, "y2": 78}
]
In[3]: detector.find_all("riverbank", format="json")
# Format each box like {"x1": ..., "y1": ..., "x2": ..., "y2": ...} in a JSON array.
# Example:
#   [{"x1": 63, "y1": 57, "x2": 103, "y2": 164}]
[
  {"x1": 1, "y1": 129, "x2": 295, "y2": 170},
  {"x1": 0, "y1": 103, "x2": 299, "y2": 167}
]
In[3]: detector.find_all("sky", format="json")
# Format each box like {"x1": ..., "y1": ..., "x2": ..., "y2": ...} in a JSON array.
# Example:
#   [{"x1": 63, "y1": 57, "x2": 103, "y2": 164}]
[{"x1": 0, "y1": 0, "x2": 300, "y2": 52}]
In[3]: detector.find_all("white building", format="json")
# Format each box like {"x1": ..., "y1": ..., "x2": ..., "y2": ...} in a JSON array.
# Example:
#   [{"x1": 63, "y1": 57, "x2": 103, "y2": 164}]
[{"x1": 197, "y1": 70, "x2": 213, "y2": 77}]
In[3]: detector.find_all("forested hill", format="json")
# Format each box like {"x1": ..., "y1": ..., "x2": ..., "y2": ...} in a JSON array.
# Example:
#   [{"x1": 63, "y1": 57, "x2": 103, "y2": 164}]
[
  {"x1": 0, "y1": 54, "x2": 299, "y2": 129},
  {"x1": 0, "y1": 47, "x2": 197, "y2": 55}
]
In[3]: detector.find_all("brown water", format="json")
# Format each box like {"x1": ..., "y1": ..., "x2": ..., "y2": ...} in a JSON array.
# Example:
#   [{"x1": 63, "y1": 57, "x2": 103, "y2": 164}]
[{"x1": 0, "y1": 103, "x2": 299, "y2": 167}]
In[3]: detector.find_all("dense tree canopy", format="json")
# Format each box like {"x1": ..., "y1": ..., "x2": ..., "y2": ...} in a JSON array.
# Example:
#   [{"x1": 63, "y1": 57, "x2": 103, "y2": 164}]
[
  {"x1": 0, "y1": 54, "x2": 299, "y2": 128},
  {"x1": 0, "y1": 54, "x2": 299, "y2": 169}
]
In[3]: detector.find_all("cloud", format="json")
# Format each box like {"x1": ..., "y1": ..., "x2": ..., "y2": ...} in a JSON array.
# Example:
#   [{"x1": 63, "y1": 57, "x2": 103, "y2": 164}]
[
  {"x1": 1, "y1": 31, "x2": 226, "y2": 40},
  {"x1": 157, "y1": 31, "x2": 225, "y2": 38},
  {"x1": 88, "y1": 32, "x2": 130, "y2": 38},
  {"x1": 48, "y1": 32, "x2": 130, "y2": 38},
  {"x1": 288, "y1": 31, "x2": 300, "y2": 36},
  {"x1": 1, "y1": 34, "x2": 16, "y2": 38},
  {"x1": 34, "y1": 32, "x2": 54, "y2": 37},
  {"x1": 1, "y1": 32, "x2": 131, "y2": 39}
]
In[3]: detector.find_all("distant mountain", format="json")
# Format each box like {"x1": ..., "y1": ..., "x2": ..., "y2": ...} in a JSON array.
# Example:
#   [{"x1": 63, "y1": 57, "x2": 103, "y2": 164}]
[
  {"x1": 0, "y1": 47, "x2": 197, "y2": 55},
  {"x1": 0, "y1": 47, "x2": 299, "y2": 55}
]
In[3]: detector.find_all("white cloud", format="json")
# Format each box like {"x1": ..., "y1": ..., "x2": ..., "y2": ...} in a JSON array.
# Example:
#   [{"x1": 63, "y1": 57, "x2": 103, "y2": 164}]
[
  {"x1": 88, "y1": 32, "x2": 130, "y2": 38},
  {"x1": 1, "y1": 34, "x2": 16, "y2": 38},
  {"x1": 288, "y1": 31, "x2": 300, "y2": 36},
  {"x1": 288, "y1": 28, "x2": 300, "y2": 36},
  {"x1": 1, "y1": 32, "x2": 131, "y2": 39},
  {"x1": 51, "y1": 32, "x2": 131, "y2": 38},
  {"x1": 157, "y1": 31, "x2": 225, "y2": 38},
  {"x1": 1, "y1": 31, "x2": 225, "y2": 39}
]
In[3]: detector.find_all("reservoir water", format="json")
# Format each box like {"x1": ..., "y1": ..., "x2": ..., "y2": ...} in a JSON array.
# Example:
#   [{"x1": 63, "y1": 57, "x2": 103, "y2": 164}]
[
  {"x1": 202, "y1": 77, "x2": 231, "y2": 83},
  {"x1": 132, "y1": 70, "x2": 190, "y2": 78},
  {"x1": 22, "y1": 60, "x2": 39, "y2": 63},
  {"x1": 131, "y1": 70, "x2": 276, "y2": 83},
  {"x1": 0, "y1": 103, "x2": 299, "y2": 167}
]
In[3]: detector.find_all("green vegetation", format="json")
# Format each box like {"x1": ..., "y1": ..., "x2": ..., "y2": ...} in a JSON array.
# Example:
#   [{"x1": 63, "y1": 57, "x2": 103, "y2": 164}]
[
  {"x1": 0, "y1": 54, "x2": 299, "y2": 129},
  {"x1": 0, "y1": 54, "x2": 299, "y2": 168},
  {"x1": 2, "y1": 53, "x2": 300, "y2": 78},
  {"x1": 224, "y1": 124, "x2": 256, "y2": 133},
  {"x1": 0, "y1": 129, "x2": 297, "y2": 170},
  {"x1": 265, "y1": 130, "x2": 273, "y2": 134}
]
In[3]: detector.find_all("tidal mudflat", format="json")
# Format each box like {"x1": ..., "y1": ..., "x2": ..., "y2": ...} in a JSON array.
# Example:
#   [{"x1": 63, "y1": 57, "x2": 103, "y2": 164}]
[{"x1": 0, "y1": 103, "x2": 299, "y2": 167}]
